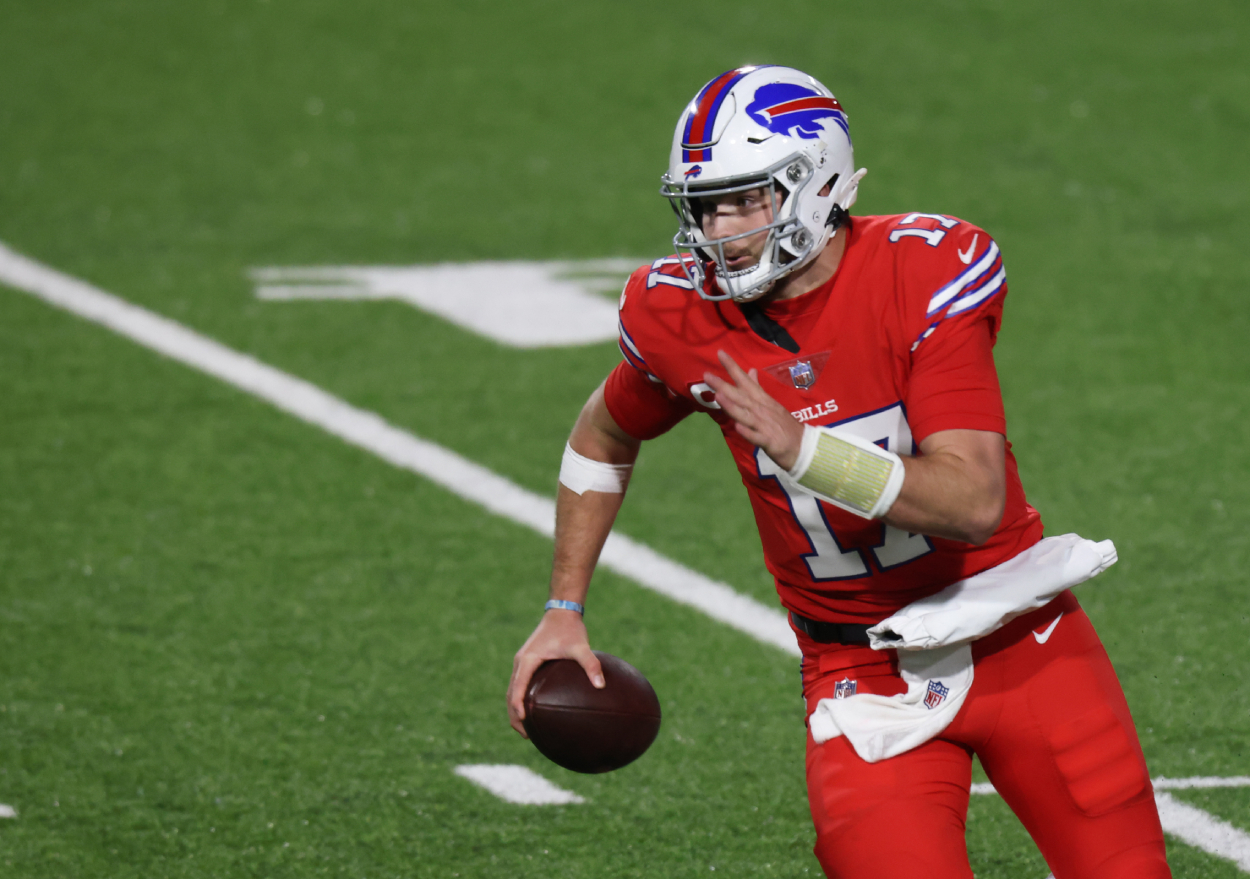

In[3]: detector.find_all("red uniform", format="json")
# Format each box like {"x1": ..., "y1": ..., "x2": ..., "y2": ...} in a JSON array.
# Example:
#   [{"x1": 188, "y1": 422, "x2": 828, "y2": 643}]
[{"x1": 604, "y1": 214, "x2": 1170, "y2": 877}]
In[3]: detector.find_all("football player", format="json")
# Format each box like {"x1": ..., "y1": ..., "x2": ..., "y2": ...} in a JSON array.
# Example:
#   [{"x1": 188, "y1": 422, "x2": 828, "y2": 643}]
[{"x1": 507, "y1": 65, "x2": 1171, "y2": 878}]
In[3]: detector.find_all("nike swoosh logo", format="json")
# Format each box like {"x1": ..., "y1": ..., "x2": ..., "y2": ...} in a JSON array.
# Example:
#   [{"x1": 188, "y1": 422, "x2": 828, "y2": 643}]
[
  {"x1": 957, "y1": 234, "x2": 978, "y2": 265},
  {"x1": 1033, "y1": 614, "x2": 1063, "y2": 644}
]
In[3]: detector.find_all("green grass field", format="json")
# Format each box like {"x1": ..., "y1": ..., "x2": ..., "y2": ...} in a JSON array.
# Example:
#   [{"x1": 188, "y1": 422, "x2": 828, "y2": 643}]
[{"x1": 1, "y1": 1, "x2": 1247, "y2": 876}]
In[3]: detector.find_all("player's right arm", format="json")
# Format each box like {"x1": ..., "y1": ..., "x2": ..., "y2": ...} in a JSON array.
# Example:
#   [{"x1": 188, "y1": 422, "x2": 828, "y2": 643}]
[{"x1": 506, "y1": 380, "x2": 641, "y2": 738}]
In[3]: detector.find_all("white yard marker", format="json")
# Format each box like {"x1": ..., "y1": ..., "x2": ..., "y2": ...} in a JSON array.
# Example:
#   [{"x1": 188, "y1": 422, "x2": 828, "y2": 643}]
[
  {"x1": 455, "y1": 764, "x2": 584, "y2": 805},
  {"x1": 251, "y1": 260, "x2": 639, "y2": 348},
  {"x1": 971, "y1": 777, "x2": 1250, "y2": 871},
  {"x1": 0, "y1": 241, "x2": 798, "y2": 657},
  {"x1": 0, "y1": 804, "x2": 16, "y2": 819}
]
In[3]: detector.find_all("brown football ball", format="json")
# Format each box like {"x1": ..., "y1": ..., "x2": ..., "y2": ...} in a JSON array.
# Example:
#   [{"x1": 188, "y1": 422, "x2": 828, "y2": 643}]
[{"x1": 523, "y1": 651, "x2": 662, "y2": 774}]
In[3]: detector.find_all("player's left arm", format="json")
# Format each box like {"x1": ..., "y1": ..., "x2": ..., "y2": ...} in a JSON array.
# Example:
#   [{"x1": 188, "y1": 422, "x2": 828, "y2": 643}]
[
  {"x1": 880, "y1": 428, "x2": 1004, "y2": 544},
  {"x1": 704, "y1": 351, "x2": 1005, "y2": 545}
]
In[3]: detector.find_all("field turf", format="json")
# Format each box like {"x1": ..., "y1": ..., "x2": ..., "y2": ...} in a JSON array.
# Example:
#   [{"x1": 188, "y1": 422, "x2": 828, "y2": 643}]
[{"x1": 1, "y1": 1, "x2": 1247, "y2": 876}]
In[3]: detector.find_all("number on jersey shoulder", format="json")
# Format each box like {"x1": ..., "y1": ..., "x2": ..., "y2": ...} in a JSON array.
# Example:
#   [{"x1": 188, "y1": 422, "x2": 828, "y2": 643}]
[
  {"x1": 888, "y1": 213, "x2": 961, "y2": 247},
  {"x1": 646, "y1": 256, "x2": 696, "y2": 290}
]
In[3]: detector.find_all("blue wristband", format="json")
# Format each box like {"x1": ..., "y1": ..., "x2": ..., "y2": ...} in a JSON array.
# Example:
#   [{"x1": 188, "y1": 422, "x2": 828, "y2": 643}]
[{"x1": 545, "y1": 599, "x2": 585, "y2": 615}]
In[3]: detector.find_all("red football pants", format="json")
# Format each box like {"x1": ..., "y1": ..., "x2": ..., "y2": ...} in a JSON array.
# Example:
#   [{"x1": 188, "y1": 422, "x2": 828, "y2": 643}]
[{"x1": 802, "y1": 591, "x2": 1171, "y2": 878}]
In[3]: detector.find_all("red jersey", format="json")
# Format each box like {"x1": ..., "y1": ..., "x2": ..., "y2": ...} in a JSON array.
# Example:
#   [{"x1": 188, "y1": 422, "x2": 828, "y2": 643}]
[{"x1": 604, "y1": 213, "x2": 1044, "y2": 623}]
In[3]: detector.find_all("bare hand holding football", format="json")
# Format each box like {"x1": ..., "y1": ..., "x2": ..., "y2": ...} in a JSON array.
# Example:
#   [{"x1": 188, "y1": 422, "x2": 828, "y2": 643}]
[{"x1": 523, "y1": 651, "x2": 661, "y2": 773}]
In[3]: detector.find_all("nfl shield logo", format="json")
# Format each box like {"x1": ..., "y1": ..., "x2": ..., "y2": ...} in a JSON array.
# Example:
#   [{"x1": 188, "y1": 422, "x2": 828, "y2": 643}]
[
  {"x1": 924, "y1": 680, "x2": 950, "y2": 710},
  {"x1": 789, "y1": 361, "x2": 815, "y2": 389},
  {"x1": 833, "y1": 677, "x2": 857, "y2": 699}
]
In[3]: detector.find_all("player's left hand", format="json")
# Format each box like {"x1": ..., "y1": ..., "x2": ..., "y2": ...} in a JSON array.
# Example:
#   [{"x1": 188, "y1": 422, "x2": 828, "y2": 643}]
[{"x1": 704, "y1": 350, "x2": 805, "y2": 470}]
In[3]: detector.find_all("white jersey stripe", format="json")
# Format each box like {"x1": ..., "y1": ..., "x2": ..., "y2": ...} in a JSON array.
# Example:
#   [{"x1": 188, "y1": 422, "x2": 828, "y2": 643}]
[
  {"x1": 926, "y1": 241, "x2": 1000, "y2": 316},
  {"x1": 946, "y1": 266, "x2": 1007, "y2": 317},
  {"x1": 619, "y1": 321, "x2": 667, "y2": 383},
  {"x1": 618, "y1": 320, "x2": 650, "y2": 366}
]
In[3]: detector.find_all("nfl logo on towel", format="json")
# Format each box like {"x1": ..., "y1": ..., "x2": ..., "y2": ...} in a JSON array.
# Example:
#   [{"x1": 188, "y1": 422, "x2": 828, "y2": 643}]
[
  {"x1": 834, "y1": 677, "x2": 857, "y2": 699},
  {"x1": 789, "y1": 361, "x2": 815, "y2": 389},
  {"x1": 924, "y1": 680, "x2": 950, "y2": 710}
]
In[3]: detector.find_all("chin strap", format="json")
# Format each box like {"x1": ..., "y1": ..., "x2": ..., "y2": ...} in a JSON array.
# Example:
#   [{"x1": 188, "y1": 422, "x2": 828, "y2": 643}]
[{"x1": 827, "y1": 205, "x2": 851, "y2": 233}]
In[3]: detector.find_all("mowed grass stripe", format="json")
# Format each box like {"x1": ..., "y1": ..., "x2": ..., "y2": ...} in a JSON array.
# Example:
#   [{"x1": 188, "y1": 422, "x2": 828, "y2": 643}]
[{"x1": 0, "y1": 239, "x2": 797, "y2": 656}]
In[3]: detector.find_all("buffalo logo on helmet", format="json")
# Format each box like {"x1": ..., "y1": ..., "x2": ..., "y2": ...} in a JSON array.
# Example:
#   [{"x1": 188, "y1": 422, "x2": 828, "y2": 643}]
[
  {"x1": 684, "y1": 164, "x2": 704, "y2": 179},
  {"x1": 745, "y1": 82, "x2": 849, "y2": 141}
]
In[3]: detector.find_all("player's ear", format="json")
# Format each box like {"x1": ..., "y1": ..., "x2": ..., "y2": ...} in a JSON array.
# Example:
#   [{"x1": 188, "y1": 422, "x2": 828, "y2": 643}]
[{"x1": 818, "y1": 182, "x2": 833, "y2": 197}]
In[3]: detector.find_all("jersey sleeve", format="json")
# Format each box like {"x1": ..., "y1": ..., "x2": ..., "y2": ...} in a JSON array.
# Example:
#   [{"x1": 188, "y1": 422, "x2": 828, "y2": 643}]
[
  {"x1": 891, "y1": 217, "x2": 1010, "y2": 444},
  {"x1": 602, "y1": 265, "x2": 695, "y2": 440},
  {"x1": 906, "y1": 311, "x2": 1005, "y2": 443},
  {"x1": 603, "y1": 359, "x2": 694, "y2": 440}
]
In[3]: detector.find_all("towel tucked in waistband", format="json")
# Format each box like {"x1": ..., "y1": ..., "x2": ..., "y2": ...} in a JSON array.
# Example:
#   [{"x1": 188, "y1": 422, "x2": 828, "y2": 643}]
[{"x1": 809, "y1": 533, "x2": 1117, "y2": 763}]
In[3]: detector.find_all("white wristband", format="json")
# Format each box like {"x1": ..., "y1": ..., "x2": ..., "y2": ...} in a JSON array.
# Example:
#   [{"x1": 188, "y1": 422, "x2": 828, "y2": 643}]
[
  {"x1": 559, "y1": 443, "x2": 633, "y2": 495},
  {"x1": 786, "y1": 425, "x2": 905, "y2": 520}
]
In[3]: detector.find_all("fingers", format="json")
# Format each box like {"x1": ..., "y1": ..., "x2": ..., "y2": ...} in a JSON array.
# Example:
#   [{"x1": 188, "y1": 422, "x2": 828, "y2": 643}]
[
  {"x1": 703, "y1": 350, "x2": 775, "y2": 431},
  {"x1": 572, "y1": 646, "x2": 605, "y2": 689},
  {"x1": 703, "y1": 349, "x2": 804, "y2": 470},
  {"x1": 716, "y1": 349, "x2": 752, "y2": 384},
  {"x1": 702, "y1": 371, "x2": 756, "y2": 424},
  {"x1": 507, "y1": 653, "x2": 544, "y2": 737},
  {"x1": 706, "y1": 351, "x2": 768, "y2": 406},
  {"x1": 507, "y1": 611, "x2": 595, "y2": 737},
  {"x1": 507, "y1": 645, "x2": 603, "y2": 739}
]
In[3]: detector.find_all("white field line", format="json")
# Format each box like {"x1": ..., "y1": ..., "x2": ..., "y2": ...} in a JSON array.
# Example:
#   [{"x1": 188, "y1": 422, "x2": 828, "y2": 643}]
[
  {"x1": 972, "y1": 777, "x2": 1250, "y2": 870},
  {"x1": 1155, "y1": 776, "x2": 1250, "y2": 790},
  {"x1": 454, "y1": 764, "x2": 584, "y2": 805},
  {"x1": 1156, "y1": 792, "x2": 1250, "y2": 869},
  {"x1": 0, "y1": 804, "x2": 16, "y2": 819},
  {"x1": 0, "y1": 241, "x2": 798, "y2": 657},
  {"x1": 971, "y1": 775, "x2": 1250, "y2": 797}
]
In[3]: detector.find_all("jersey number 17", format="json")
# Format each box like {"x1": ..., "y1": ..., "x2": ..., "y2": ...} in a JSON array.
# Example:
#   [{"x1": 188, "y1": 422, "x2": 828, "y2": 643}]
[{"x1": 756, "y1": 403, "x2": 933, "y2": 579}]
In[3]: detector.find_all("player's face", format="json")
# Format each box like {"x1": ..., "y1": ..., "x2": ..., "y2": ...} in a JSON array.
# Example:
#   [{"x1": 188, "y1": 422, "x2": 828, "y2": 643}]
[{"x1": 696, "y1": 187, "x2": 776, "y2": 271}]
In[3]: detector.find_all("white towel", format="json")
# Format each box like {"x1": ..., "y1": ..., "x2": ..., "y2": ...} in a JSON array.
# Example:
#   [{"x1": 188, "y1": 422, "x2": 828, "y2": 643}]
[
  {"x1": 808, "y1": 533, "x2": 1117, "y2": 763},
  {"x1": 867, "y1": 533, "x2": 1117, "y2": 651},
  {"x1": 809, "y1": 643, "x2": 973, "y2": 763}
]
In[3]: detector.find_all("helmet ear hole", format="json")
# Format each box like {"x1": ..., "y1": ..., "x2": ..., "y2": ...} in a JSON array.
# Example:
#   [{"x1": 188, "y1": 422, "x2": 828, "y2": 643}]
[{"x1": 818, "y1": 172, "x2": 840, "y2": 200}]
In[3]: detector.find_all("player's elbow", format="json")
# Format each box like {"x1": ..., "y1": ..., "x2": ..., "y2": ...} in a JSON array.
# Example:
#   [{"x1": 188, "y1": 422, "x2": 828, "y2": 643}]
[{"x1": 961, "y1": 491, "x2": 1005, "y2": 546}]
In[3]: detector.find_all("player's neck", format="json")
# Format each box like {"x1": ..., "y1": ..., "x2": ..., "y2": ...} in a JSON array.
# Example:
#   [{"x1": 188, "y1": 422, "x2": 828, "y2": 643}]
[{"x1": 760, "y1": 226, "x2": 849, "y2": 305}]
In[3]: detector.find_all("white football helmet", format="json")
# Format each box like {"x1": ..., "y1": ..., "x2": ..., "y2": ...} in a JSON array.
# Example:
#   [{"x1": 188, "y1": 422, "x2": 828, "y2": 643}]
[{"x1": 660, "y1": 66, "x2": 867, "y2": 303}]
